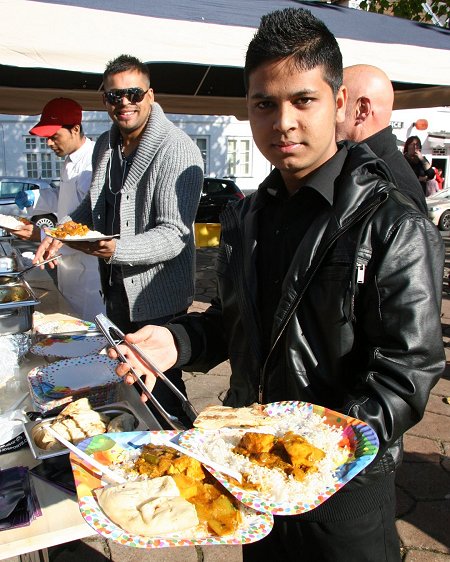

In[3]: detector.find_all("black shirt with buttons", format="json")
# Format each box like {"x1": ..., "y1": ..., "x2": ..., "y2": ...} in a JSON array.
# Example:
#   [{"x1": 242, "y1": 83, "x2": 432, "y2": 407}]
[{"x1": 256, "y1": 146, "x2": 347, "y2": 354}]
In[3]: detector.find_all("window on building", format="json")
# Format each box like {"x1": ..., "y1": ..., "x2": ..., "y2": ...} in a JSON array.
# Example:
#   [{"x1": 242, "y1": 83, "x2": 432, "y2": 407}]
[
  {"x1": 40, "y1": 153, "x2": 53, "y2": 178},
  {"x1": 24, "y1": 135, "x2": 64, "y2": 179},
  {"x1": 26, "y1": 154, "x2": 39, "y2": 178},
  {"x1": 25, "y1": 137, "x2": 37, "y2": 151},
  {"x1": 190, "y1": 136, "x2": 208, "y2": 174},
  {"x1": 227, "y1": 138, "x2": 251, "y2": 177}
]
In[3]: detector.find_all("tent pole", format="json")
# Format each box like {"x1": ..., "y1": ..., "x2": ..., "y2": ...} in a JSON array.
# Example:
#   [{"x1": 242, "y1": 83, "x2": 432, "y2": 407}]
[{"x1": 194, "y1": 67, "x2": 211, "y2": 96}]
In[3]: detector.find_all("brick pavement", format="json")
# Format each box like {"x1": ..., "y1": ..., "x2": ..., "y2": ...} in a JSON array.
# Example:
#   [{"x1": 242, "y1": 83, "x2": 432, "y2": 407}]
[{"x1": 395, "y1": 238, "x2": 450, "y2": 561}]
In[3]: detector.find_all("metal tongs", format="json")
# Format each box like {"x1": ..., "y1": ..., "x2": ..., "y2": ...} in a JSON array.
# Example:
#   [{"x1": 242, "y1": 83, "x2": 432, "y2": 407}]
[
  {"x1": 1, "y1": 254, "x2": 62, "y2": 278},
  {"x1": 95, "y1": 313, "x2": 198, "y2": 431}
]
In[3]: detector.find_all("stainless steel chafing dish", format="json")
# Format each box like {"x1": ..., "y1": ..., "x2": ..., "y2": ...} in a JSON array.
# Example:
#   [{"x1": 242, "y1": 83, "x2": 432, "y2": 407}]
[
  {"x1": 0, "y1": 279, "x2": 39, "y2": 334},
  {"x1": 0, "y1": 240, "x2": 25, "y2": 274},
  {"x1": 0, "y1": 242, "x2": 38, "y2": 334},
  {"x1": 23, "y1": 398, "x2": 160, "y2": 460}
]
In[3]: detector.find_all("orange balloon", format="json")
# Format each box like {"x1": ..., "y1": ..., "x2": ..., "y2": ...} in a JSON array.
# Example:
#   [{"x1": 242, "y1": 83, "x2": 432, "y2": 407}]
[{"x1": 415, "y1": 119, "x2": 428, "y2": 131}]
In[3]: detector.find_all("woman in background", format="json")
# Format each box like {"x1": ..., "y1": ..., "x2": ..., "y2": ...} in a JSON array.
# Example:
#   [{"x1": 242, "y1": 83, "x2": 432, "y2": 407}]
[{"x1": 403, "y1": 135, "x2": 435, "y2": 195}]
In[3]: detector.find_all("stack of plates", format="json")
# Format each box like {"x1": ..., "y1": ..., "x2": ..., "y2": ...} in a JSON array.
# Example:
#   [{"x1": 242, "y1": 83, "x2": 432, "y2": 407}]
[{"x1": 27, "y1": 355, "x2": 121, "y2": 415}]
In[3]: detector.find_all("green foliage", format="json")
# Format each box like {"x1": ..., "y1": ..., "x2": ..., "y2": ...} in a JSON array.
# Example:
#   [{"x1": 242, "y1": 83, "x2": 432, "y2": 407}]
[{"x1": 358, "y1": 0, "x2": 449, "y2": 26}]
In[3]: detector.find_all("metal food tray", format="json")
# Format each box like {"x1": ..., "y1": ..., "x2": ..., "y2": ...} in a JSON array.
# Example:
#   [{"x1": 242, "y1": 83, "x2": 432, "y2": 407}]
[
  {"x1": 23, "y1": 384, "x2": 162, "y2": 459},
  {"x1": 0, "y1": 281, "x2": 40, "y2": 308},
  {"x1": 0, "y1": 240, "x2": 25, "y2": 273},
  {"x1": 0, "y1": 278, "x2": 40, "y2": 334}
]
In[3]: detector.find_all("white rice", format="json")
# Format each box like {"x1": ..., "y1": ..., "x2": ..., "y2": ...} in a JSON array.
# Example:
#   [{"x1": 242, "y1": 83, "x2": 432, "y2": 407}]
[
  {"x1": 0, "y1": 214, "x2": 24, "y2": 229},
  {"x1": 194, "y1": 410, "x2": 350, "y2": 504}
]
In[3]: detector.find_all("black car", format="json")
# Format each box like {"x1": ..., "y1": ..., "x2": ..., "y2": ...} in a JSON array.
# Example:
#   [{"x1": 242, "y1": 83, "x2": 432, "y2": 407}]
[{"x1": 196, "y1": 177, "x2": 245, "y2": 223}]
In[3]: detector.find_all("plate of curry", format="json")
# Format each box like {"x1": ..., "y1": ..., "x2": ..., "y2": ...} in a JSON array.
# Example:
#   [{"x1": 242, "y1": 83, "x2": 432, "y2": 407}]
[
  {"x1": 179, "y1": 401, "x2": 379, "y2": 515},
  {"x1": 69, "y1": 430, "x2": 273, "y2": 548}
]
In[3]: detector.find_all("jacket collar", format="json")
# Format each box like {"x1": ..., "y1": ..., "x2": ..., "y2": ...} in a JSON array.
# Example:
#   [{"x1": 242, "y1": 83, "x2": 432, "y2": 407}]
[{"x1": 255, "y1": 145, "x2": 348, "y2": 208}]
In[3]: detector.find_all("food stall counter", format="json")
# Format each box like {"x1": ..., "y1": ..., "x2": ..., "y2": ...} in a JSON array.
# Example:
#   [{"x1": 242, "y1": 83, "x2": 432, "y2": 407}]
[{"x1": 0, "y1": 263, "x2": 162, "y2": 560}]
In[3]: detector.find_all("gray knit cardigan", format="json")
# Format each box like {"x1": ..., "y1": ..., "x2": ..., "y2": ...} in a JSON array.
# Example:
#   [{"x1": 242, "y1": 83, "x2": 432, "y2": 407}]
[{"x1": 71, "y1": 102, "x2": 204, "y2": 321}]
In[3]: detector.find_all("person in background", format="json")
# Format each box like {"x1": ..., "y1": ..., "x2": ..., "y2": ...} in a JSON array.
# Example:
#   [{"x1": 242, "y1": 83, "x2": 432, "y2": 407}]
[
  {"x1": 403, "y1": 135, "x2": 435, "y2": 195},
  {"x1": 110, "y1": 8, "x2": 445, "y2": 561},
  {"x1": 335, "y1": 64, "x2": 427, "y2": 214},
  {"x1": 433, "y1": 167, "x2": 444, "y2": 190},
  {"x1": 35, "y1": 56, "x2": 204, "y2": 428},
  {"x1": 9, "y1": 97, "x2": 105, "y2": 321},
  {"x1": 426, "y1": 177, "x2": 440, "y2": 197}
]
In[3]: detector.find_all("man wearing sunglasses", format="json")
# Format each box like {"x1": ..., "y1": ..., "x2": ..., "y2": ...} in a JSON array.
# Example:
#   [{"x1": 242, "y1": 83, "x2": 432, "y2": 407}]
[{"x1": 34, "y1": 55, "x2": 204, "y2": 428}]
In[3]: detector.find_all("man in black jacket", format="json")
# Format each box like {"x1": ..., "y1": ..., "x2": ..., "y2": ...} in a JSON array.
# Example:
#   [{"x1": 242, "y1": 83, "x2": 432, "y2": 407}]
[
  {"x1": 112, "y1": 8, "x2": 445, "y2": 562},
  {"x1": 336, "y1": 64, "x2": 427, "y2": 214}
]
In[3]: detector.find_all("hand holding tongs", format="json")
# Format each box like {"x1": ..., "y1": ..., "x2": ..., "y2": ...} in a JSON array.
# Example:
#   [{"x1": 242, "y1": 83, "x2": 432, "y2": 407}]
[{"x1": 95, "y1": 313, "x2": 198, "y2": 431}]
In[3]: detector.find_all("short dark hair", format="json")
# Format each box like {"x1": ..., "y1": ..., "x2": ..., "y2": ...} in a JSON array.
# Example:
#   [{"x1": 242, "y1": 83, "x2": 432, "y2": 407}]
[
  {"x1": 244, "y1": 8, "x2": 342, "y2": 96},
  {"x1": 103, "y1": 54, "x2": 150, "y2": 86},
  {"x1": 62, "y1": 124, "x2": 84, "y2": 137}
]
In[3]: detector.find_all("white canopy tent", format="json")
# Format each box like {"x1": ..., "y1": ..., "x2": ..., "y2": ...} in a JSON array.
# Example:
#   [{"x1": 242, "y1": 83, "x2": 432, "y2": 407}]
[{"x1": 0, "y1": 0, "x2": 449, "y2": 117}]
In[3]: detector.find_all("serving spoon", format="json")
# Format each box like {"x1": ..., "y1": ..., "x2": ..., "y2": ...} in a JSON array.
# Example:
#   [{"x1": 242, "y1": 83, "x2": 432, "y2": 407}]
[{"x1": 45, "y1": 426, "x2": 126, "y2": 485}]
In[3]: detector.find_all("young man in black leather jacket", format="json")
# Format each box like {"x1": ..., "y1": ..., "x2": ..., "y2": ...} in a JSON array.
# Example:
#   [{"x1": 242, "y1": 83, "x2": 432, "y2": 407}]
[{"x1": 112, "y1": 8, "x2": 445, "y2": 561}]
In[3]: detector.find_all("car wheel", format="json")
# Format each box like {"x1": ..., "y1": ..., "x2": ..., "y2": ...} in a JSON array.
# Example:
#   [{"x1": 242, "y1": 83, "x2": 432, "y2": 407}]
[
  {"x1": 32, "y1": 214, "x2": 57, "y2": 229},
  {"x1": 438, "y1": 210, "x2": 450, "y2": 231}
]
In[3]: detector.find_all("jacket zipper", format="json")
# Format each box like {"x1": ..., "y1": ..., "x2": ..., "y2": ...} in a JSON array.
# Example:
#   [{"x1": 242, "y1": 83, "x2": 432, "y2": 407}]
[{"x1": 356, "y1": 262, "x2": 366, "y2": 284}]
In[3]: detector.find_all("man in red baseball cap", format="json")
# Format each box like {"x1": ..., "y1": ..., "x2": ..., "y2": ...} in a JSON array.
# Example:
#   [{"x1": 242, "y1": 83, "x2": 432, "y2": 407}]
[
  {"x1": 29, "y1": 97, "x2": 82, "y2": 137},
  {"x1": 8, "y1": 97, "x2": 105, "y2": 321},
  {"x1": 29, "y1": 98, "x2": 84, "y2": 158}
]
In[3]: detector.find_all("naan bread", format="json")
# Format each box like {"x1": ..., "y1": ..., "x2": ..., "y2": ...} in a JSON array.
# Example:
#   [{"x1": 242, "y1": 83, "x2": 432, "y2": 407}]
[
  {"x1": 96, "y1": 476, "x2": 198, "y2": 536},
  {"x1": 36, "y1": 398, "x2": 109, "y2": 450},
  {"x1": 193, "y1": 404, "x2": 274, "y2": 430}
]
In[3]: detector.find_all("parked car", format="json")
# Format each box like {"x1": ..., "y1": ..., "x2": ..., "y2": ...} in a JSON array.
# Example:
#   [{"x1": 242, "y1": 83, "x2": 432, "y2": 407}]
[
  {"x1": 196, "y1": 177, "x2": 245, "y2": 223},
  {"x1": 426, "y1": 188, "x2": 450, "y2": 231},
  {"x1": 0, "y1": 177, "x2": 58, "y2": 228}
]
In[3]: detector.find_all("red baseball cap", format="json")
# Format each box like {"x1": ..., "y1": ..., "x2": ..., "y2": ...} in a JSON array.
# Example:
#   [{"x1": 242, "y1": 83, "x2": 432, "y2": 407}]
[{"x1": 29, "y1": 98, "x2": 82, "y2": 137}]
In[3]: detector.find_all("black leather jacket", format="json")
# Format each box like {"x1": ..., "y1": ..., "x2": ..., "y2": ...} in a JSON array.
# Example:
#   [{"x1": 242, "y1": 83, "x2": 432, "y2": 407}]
[{"x1": 174, "y1": 143, "x2": 445, "y2": 482}]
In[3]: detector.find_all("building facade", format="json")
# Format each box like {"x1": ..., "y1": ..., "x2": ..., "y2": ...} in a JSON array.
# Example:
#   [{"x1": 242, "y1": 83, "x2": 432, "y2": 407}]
[
  {"x1": 0, "y1": 106, "x2": 448, "y2": 193},
  {"x1": 0, "y1": 111, "x2": 271, "y2": 196}
]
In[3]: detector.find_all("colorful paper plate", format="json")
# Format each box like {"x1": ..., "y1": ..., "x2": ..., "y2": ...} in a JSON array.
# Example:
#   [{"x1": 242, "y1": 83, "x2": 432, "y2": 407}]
[
  {"x1": 30, "y1": 335, "x2": 108, "y2": 358},
  {"x1": 179, "y1": 401, "x2": 379, "y2": 516},
  {"x1": 33, "y1": 315, "x2": 96, "y2": 335},
  {"x1": 27, "y1": 354, "x2": 120, "y2": 413},
  {"x1": 69, "y1": 430, "x2": 274, "y2": 549}
]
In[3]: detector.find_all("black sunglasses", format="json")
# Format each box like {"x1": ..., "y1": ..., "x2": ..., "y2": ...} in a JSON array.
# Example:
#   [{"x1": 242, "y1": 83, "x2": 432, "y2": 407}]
[{"x1": 103, "y1": 88, "x2": 148, "y2": 105}]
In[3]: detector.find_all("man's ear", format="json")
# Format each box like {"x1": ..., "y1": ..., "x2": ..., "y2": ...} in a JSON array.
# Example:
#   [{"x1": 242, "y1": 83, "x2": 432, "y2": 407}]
[
  {"x1": 355, "y1": 96, "x2": 371, "y2": 124},
  {"x1": 335, "y1": 85, "x2": 347, "y2": 124}
]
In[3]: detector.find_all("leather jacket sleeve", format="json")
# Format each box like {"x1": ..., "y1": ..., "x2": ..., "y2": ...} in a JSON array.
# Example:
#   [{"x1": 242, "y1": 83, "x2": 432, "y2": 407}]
[{"x1": 343, "y1": 211, "x2": 445, "y2": 460}]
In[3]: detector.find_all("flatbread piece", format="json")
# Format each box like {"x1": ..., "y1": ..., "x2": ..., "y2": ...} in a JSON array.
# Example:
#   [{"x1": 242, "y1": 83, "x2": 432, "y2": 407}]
[{"x1": 193, "y1": 404, "x2": 274, "y2": 430}]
